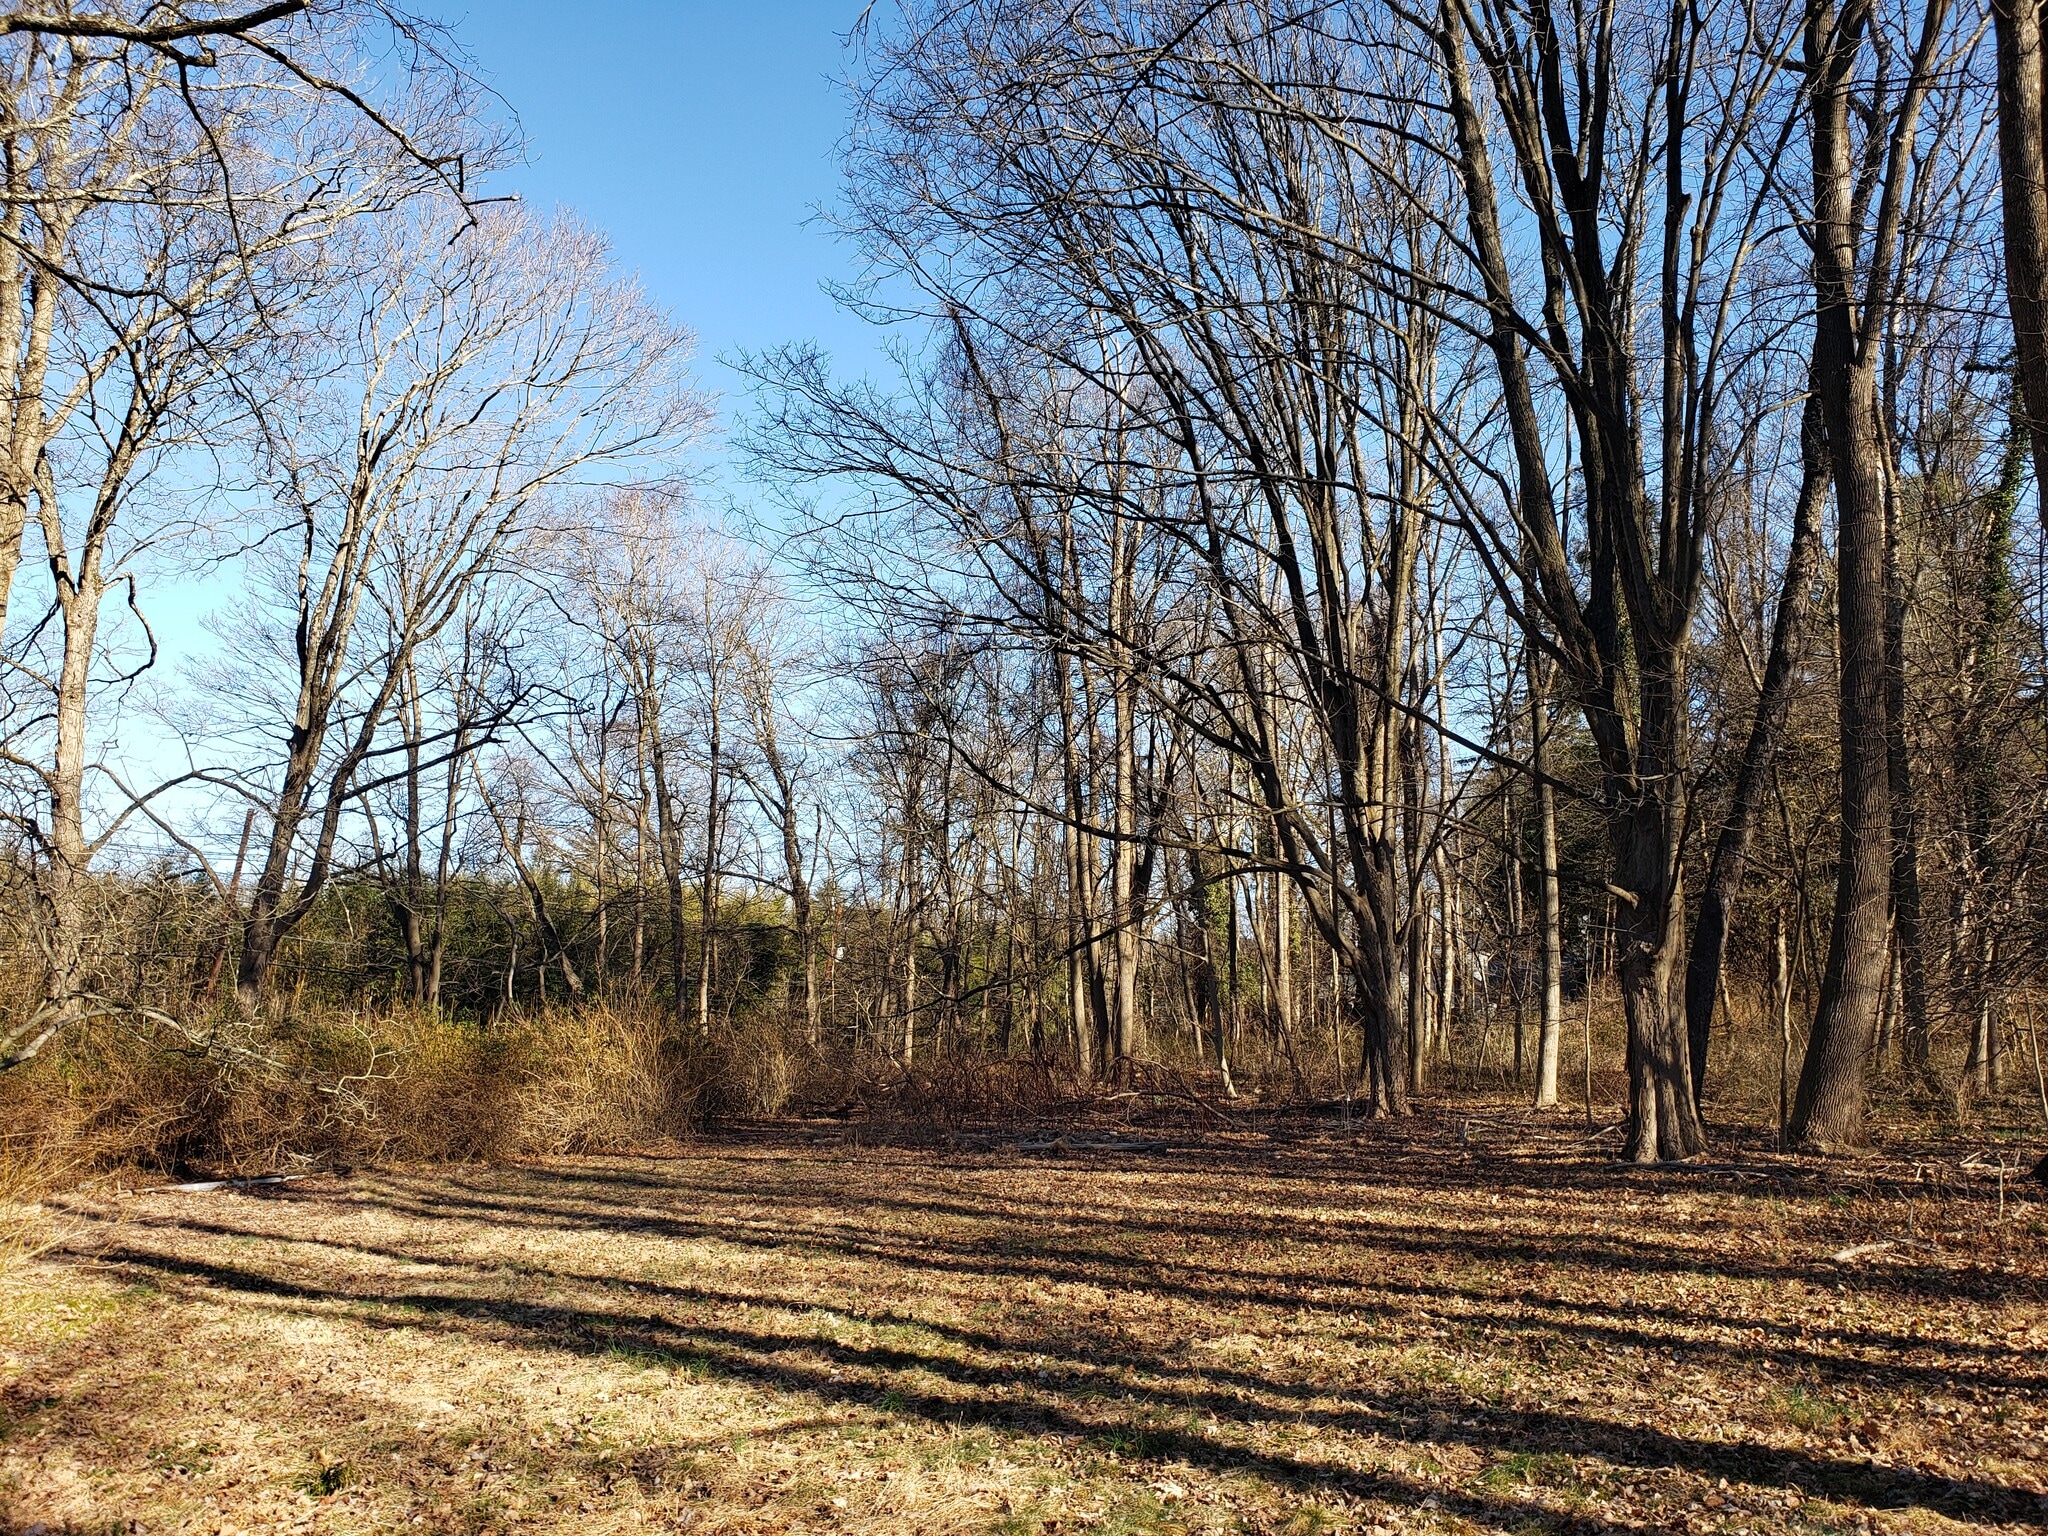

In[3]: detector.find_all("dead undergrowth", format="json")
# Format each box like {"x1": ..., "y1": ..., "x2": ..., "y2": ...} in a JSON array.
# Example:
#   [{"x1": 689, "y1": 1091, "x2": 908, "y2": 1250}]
[{"x1": 0, "y1": 1104, "x2": 2043, "y2": 1536}]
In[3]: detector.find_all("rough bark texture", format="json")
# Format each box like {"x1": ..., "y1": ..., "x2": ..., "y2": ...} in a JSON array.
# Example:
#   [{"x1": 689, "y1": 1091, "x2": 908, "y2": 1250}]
[{"x1": 1794, "y1": 0, "x2": 1950, "y2": 1148}]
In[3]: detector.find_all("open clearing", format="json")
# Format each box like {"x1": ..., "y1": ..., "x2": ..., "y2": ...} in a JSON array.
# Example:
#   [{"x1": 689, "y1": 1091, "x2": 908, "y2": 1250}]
[{"x1": 2, "y1": 1112, "x2": 2045, "y2": 1536}]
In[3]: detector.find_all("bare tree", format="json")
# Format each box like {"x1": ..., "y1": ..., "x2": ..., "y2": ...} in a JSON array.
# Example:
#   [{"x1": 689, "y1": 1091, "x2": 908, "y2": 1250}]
[
  {"x1": 217, "y1": 201, "x2": 704, "y2": 1010},
  {"x1": 0, "y1": 20, "x2": 458, "y2": 1034},
  {"x1": 1792, "y1": 0, "x2": 1959, "y2": 1148}
]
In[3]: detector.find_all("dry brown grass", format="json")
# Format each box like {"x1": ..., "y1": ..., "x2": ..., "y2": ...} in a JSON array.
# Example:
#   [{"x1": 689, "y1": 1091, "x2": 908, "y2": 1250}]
[
  {"x1": 0, "y1": 1104, "x2": 2042, "y2": 1536},
  {"x1": 0, "y1": 1140, "x2": 72, "y2": 1271},
  {"x1": 0, "y1": 1003, "x2": 701, "y2": 1185}
]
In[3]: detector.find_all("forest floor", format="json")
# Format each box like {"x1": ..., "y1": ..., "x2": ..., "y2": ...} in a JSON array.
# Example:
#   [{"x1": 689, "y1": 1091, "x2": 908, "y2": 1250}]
[{"x1": 0, "y1": 1102, "x2": 2044, "y2": 1536}]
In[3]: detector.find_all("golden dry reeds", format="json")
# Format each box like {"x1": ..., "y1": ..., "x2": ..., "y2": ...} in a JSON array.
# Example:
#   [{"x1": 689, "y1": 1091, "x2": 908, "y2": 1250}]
[{"x1": 0, "y1": 1000, "x2": 708, "y2": 1190}]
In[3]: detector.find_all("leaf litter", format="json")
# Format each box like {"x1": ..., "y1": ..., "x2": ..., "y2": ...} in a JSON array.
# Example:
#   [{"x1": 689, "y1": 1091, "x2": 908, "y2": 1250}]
[{"x1": 0, "y1": 1105, "x2": 2042, "y2": 1535}]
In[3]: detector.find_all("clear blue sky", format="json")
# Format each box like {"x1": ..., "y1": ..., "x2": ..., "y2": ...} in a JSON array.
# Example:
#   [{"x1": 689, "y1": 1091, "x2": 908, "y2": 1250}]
[
  {"x1": 133, "y1": 5, "x2": 883, "y2": 815},
  {"x1": 455, "y1": 1, "x2": 886, "y2": 483}
]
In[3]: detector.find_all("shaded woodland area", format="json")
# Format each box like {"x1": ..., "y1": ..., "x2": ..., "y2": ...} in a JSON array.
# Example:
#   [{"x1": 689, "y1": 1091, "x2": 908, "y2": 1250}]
[{"x1": 0, "y1": 0, "x2": 2047, "y2": 1191}]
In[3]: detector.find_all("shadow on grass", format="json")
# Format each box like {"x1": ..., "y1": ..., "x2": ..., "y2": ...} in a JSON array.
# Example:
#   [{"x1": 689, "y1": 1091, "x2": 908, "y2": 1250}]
[{"x1": 46, "y1": 1120, "x2": 2048, "y2": 1534}]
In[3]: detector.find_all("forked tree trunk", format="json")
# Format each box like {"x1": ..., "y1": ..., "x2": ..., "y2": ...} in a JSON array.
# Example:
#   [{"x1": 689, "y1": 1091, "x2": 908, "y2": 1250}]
[{"x1": 1794, "y1": 0, "x2": 1950, "y2": 1148}]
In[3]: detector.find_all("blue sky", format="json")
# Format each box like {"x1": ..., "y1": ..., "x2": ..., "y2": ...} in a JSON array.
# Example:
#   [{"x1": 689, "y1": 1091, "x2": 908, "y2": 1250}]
[
  {"x1": 126, "y1": 5, "x2": 884, "y2": 823},
  {"x1": 455, "y1": 1, "x2": 887, "y2": 486}
]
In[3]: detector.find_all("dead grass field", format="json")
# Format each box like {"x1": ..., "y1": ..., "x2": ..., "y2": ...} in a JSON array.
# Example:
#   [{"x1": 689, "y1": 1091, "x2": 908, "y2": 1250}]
[{"x1": 1, "y1": 1106, "x2": 2044, "y2": 1536}]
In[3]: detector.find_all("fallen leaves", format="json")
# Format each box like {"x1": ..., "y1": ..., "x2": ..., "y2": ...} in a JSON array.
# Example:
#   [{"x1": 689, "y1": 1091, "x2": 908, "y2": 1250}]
[{"x1": 0, "y1": 1109, "x2": 2041, "y2": 1534}]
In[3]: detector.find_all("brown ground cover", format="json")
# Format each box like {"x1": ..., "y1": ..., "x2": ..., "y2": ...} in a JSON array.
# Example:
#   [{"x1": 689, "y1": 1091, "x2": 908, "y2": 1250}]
[{"x1": 0, "y1": 1106, "x2": 2044, "y2": 1536}]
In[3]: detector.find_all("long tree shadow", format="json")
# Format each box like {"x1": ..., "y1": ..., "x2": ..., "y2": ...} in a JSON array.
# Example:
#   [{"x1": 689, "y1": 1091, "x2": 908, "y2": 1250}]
[
  {"x1": 378, "y1": 1138, "x2": 2042, "y2": 1307},
  {"x1": 49, "y1": 1120, "x2": 2046, "y2": 1534},
  {"x1": 171, "y1": 1159, "x2": 2039, "y2": 1403},
  {"x1": 75, "y1": 1226, "x2": 2048, "y2": 1533},
  {"x1": 95, "y1": 1199, "x2": 2048, "y2": 1404}
]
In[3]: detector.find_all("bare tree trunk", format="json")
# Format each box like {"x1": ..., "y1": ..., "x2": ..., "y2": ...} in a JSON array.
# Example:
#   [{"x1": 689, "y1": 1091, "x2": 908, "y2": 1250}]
[
  {"x1": 1775, "y1": 915, "x2": 1794, "y2": 1145},
  {"x1": 1794, "y1": 0, "x2": 1950, "y2": 1148},
  {"x1": 426, "y1": 730, "x2": 462, "y2": 1012},
  {"x1": 648, "y1": 719, "x2": 690, "y2": 1029},
  {"x1": 633, "y1": 714, "x2": 650, "y2": 991},
  {"x1": 900, "y1": 852, "x2": 919, "y2": 1066},
  {"x1": 696, "y1": 673, "x2": 723, "y2": 1039},
  {"x1": 1883, "y1": 437, "x2": 1934, "y2": 1083},
  {"x1": 42, "y1": 565, "x2": 105, "y2": 1014},
  {"x1": 1532, "y1": 670, "x2": 1565, "y2": 1109},
  {"x1": 1404, "y1": 903, "x2": 1431, "y2": 1095},
  {"x1": 202, "y1": 810, "x2": 258, "y2": 1003},
  {"x1": 1110, "y1": 528, "x2": 1143, "y2": 1067},
  {"x1": 1684, "y1": 388, "x2": 1826, "y2": 1104},
  {"x1": 1056, "y1": 643, "x2": 1102, "y2": 1079},
  {"x1": 1964, "y1": 932, "x2": 2006, "y2": 1095},
  {"x1": 1273, "y1": 862, "x2": 1292, "y2": 1057}
]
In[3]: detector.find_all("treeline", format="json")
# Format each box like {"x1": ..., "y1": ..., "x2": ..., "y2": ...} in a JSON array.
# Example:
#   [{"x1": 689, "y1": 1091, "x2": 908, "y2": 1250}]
[
  {"x1": 740, "y1": 0, "x2": 2048, "y2": 1156},
  {"x1": 1, "y1": 1, "x2": 2046, "y2": 1168}
]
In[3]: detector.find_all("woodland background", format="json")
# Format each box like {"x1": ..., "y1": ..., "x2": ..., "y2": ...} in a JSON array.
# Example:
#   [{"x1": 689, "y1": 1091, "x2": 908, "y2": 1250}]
[{"x1": 2, "y1": 0, "x2": 2047, "y2": 1191}]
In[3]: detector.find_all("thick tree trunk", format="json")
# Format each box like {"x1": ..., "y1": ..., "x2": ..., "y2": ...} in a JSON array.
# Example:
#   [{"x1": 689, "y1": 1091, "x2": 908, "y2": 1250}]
[
  {"x1": 1793, "y1": 0, "x2": 1952, "y2": 1152},
  {"x1": 1352, "y1": 838, "x2": 1408, "y2": 1115},
  {"x1": 236, "y1": 903, "x2": 284, "y2": 1015},
  {"x1": 238, "y1": 764, "x2": 317, "y2": 1013},
  {"x1": 1611, "y1": 705, "x2": 1708, "y2": 1163},
  {"x1": 1794, "y1": 384, "x2": 1892, "y2": 1148},
  {"x1": 394, "y1": 898, "x2": 427, "y2": 1004},
  {"x1": 40, "y1": 553, "x2": 108, "y2": 1017}
]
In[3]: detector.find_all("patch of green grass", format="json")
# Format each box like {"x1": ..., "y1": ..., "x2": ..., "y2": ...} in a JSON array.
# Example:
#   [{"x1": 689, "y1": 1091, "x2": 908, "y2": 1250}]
[
  {"x1": 1481, "y1": 1450, "x2": 1583, "y2": 1492},
  {"x1": 1088, "y1": 1415, "x2": 1185, "y2": 1460},
  {"x1": 1772, "y1": 1386, "x2": 1848, "y2": 1431},
  {"x1": 296, "y1": 1458, "x2": 352, "y2": 1496},
  {"x1": 1094, "y1": 1488, "x2": 1185, "y2": 1535},
  {"x1": 149, "y1": 1438, "x2": 221, "y2": 1476},
  {"x1": 949, "y1": 1431, "x2": 997, "y2": 1467}
]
